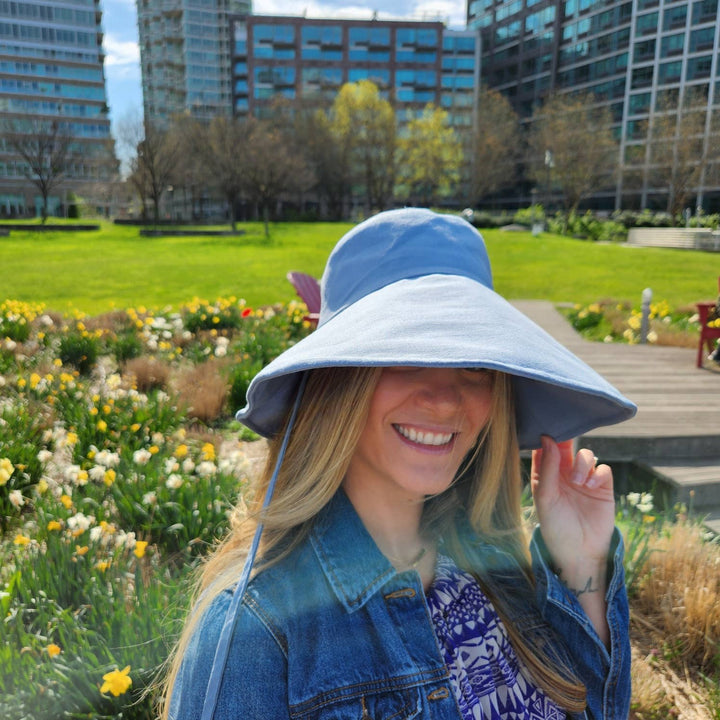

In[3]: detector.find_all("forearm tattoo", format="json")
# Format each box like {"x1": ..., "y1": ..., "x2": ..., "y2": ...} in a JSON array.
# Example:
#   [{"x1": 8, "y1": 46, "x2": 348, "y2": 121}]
[{"x1": 559, "y1": 572, "x2": 600, "y2": 598}]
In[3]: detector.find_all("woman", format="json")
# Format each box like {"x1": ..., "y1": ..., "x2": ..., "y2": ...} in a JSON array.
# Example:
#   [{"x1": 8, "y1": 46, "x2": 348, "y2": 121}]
[{"x1": 162, "y1": 208, "x2": 636, "y2": 720}]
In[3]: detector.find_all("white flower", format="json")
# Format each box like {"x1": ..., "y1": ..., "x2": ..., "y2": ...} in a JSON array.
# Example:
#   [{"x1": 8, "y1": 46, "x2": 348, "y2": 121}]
[
  {"x1": 37, "y1": 449, "x2": 54, "y2": 464},
  {"x1": 164, "y1": 458, "x2": 180, "y2": 474},
  {"x1": 94, "y1": 450, "x2": 120, "y2": 468},
  {"x1": 133, "y1": 449, "x2": 152, "y2": 465},
  {"x1": 89, "y1": 465, "x2": 107, "y2": 482},
  {"x1": 9, "y1": 490, "x2": 25, "y2": 508},
  {"x1": 627, "y1": 492, "x2": 641, "y2": 507},
  {"x1": 647, "y1": 330, "x2": 658, "y2": 344},
  {"x1": 637, "y1": 492, "x2": 654, "y2": 514},
  {"x1": 142, "y1": 491, "x2": 157, "y2": 506},
  {"x1": 3, "y1": 338, "x2": 16, "y2": 351},
  {"x1": 39, "y1": 314, "x2": 54, "y2": 327},
  {"x1": 195, "y1": 461, "x2": 217, "y2": 478},
  {"x1": 166, "y1": 473, "x2": 183, "y2": 489},
  {"x1": 181, "y1": 458, "x2": 195, "y2": 473},
  {"x1": 214, "y1": 344, "x2": 227, "y2": 357},
  {"x1": 67, "y1": 512, "x2": 94, "y2": 532}
]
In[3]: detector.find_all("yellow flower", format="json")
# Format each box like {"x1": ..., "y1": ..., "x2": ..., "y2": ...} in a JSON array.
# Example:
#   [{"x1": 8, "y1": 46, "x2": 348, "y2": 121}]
[
  {"x1": 0, "y1": 457, "x2": 14, "y2": 486},
  {"x1": 75, "y1": 545, "x2": 89, "y2": 556},
  {"x1": 17, "y1": 378, "x2": 26, "y2": 389},
  {"x1": 134, "y1": 540, "x2": 148, "y2": 558},
  {"x1": 100, "y1": 666, "x2": 132, "y2": 697},
  {"x1": 47, "y1": 520, "x2": 62, "y2": 532},
  {"x1": 36, "y1": 478, "x2": 48, "y2": 495},
  {"x1": 149, "y1": 445, "x2": 160, "y2": 455},
  {"x1": 14, "y1": 534, "x2": 30, "y2": 546},
  {"x1": 89, "y1": 407, "x2": 98, "y2": 416},
  {"x1": 174, "y1": 444, "x2": 188, "y2": 459},
  {"x1": 130, "y1": 423, "x2": 141, "y2": 433},
  {"x1": 96, "y1": 420, "x2": 108, "y2": 432},
  {"x1": 95, "y1": 560, "x2": 110, "y2": 572},
  {"x1": 103, "y1": 469, "x2": 116, "y2": 487},
  {"x1": 53, "y1": 358, "x2": 63, "y2": 367},
  {"x1": 201, "y1": 442, "x2": 216, "y2": 461},
  {"x1": 30, "y1": 373, "x2": 42, "y2": 389},
  {"x1": 47, "y1": 643, "x2": 62, "y2": 658},
  {"x1": 66, "y1": 432, "x2": 78, "y2": 445},
  {"x1": 60, "y1": 494, "x2": 73, "y2": 509}
]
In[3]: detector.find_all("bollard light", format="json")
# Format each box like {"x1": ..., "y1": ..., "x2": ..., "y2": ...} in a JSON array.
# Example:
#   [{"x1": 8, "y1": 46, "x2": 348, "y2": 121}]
[{"x1": 640, "y1": 287, "x2": 652, "y2": 344}]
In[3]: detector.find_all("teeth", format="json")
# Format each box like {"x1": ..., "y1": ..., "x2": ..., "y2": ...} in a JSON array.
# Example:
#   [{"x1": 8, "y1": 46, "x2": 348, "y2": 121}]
[{"x1": 395, "y1": 425, "x2": 453, "y2": 446}]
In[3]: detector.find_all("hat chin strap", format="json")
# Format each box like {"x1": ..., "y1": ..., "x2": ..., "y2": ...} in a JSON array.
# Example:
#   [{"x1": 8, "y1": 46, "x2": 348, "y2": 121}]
[{"x1": 200, "y1": 372, "x2": 308, "y2": 720}]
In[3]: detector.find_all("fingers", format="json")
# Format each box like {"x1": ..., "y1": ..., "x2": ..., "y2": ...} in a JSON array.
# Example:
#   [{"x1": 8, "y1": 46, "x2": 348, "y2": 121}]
[{"x1": 532, "y1": 436, "x2": 611, "y2": 492}]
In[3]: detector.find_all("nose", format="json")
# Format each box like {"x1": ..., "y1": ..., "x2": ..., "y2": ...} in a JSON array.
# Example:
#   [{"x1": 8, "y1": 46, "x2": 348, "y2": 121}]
[{"x1": 416, "y1": 369, "x2": 463, "y2": 412}]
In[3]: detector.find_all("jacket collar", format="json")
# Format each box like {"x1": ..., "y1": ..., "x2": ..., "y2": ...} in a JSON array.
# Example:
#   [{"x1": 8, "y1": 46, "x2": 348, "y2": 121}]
[{"x1": 310, "y1": 489, "x2": 400, "y2": 613}]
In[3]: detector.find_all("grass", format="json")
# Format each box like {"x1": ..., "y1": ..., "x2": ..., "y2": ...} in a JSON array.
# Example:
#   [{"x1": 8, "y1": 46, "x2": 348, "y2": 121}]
[{"x1": 1, "y1": 219, "x2": 719, "y2": 316}]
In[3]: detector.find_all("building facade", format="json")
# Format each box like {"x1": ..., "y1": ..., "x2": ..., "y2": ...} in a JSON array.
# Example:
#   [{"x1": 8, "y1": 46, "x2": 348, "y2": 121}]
[
  {"x1": 0, "y1": 0, "x2": 117, "y2": 216},
  {"x1": 469, "y1": 0, "x2": 720, "y2": 211},
  {"x1": 137, "y1": 0, "x2": 251, "y2": 127},
  {"x1": 230, "y1": 15, "x2": 480, "y2": 133}
]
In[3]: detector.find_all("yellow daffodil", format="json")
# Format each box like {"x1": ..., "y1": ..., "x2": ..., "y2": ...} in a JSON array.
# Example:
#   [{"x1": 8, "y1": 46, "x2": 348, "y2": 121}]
[
  {"x1": 75, "y1": 545, "x2": 89, "y2": 556},
  {"x1": 100, "y1": 666, "x2": 132, "y2": 697},
  {"x1": 96, "y1": 420, "x2": 107, "y2": 432},
  {"x1": 95, "y1": 560, "x2": 110, "y2": 572},
  {"x1": 134, "y1": 540, "x2": 149, "y2": 558},
  {"x1": 14, "y1": 534, "x2": 30, "y2": 546},
  {"x1": 103, "y1": 469, "x2": 116, "y2": 487},
  {"x1": 201, "y1": 442, "x2": 216, "y2": 461},
  {"x1": 46, "y1": 644, "x2": 62, "y2": 658},
  {"x1": 174, "y1": 444, "x2": 188, "y2": 459},
  {"x1": 47, "y1": 520, "x2": 62, "y2": 532},
  {"x1": 0, "y1": 457, "x2": 14, "y2": 486},
  {"x1": 60, "y1": 494, "x2": 73, "y2": 509}
]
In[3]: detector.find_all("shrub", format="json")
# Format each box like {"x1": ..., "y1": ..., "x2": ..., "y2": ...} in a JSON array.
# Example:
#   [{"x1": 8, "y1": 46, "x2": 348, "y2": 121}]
[
  {"x1": 123, "y1": 356, "x2": 171, "y2": 393},
  {"x1": 58, "y1": 331, "x2": 99, "y2": 375},
  {"x1": 176, "y1": 358, "x2": 230, "y2": 425}
]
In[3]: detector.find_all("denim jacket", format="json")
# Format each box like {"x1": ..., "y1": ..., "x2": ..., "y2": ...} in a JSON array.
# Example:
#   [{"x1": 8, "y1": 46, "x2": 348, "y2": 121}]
[{"x1": 170, "y1": 490, "x2": 630, "y2": 720}]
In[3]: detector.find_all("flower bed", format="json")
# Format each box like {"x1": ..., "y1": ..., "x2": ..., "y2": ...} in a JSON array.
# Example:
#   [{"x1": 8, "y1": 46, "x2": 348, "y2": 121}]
[{"x1": 0, "y1": 297, "x2": 313, "y2": 719}]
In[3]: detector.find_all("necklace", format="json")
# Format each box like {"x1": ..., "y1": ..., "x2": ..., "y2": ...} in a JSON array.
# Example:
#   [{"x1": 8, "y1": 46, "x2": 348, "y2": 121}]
[{"x1": 387, "y1": 546, "x2": 427, "y2": 571}]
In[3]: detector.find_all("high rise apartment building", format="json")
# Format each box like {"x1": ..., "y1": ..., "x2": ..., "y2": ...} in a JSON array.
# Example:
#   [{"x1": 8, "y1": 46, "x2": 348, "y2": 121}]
[
  {"x1": 230, "y1": 15, "x2": 480, "y2": 136},
  {"x1": 469, "y1": 0, "x2": 720, "y2": 210},
  {"x1": 0, "y1": 0, "x2": 116, "y2": 216},
  {"x1": 137, "y1": 0, "x2": 251, "y2": 127}
]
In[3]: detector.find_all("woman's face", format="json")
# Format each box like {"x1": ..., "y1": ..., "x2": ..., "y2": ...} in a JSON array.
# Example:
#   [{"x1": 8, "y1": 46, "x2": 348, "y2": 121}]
[{"x1": 345, "y1": 366, "x2": 494, "y2": 505}]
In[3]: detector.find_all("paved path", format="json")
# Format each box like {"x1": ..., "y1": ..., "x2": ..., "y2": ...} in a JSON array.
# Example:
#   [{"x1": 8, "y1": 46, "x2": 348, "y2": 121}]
[{"x1": 512, "y1": 301, "x2": 720, "y2": 531}]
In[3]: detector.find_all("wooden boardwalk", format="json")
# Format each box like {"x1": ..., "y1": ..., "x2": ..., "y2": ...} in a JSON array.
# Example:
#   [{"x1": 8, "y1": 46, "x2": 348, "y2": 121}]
[{"x1": 512, "y1": 301, "x2": 720, "y2": 531}]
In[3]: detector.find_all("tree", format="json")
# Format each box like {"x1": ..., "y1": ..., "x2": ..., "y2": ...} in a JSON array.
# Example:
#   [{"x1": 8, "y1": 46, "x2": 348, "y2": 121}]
[
  {"x1": 471, "y1": 87, "x2": 521, "y2": 203},
  {"x1": 645, "y1": 89, "x2": 709, "y2": 218},
  {"x1": 396, "y1": 104, "x2": 462, "y2": 206},
  {"x1": 529, "y1": 92, "x2": 617, "y2": 215},
  {"x1": 204, "y1": 116, "x2": 247, "y2": 230},
  {"x1": 2, "y1": 117, "x2": 73, "y2": 222},
  {"x1": 330, "y1": 80, "x2": 396, "y2": 214},
  {"x1": 119, "y1": 112, "x2": 180, "y2": 224},
  {"x1": 239, "y1": 118, "x2": 314, "y2": 236}
]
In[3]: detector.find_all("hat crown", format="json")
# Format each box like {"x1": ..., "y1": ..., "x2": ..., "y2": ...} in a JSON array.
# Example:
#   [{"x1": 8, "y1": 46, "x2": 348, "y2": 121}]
[{"x1": 319, "y1": 208, "x2": 493, "y2": 326}]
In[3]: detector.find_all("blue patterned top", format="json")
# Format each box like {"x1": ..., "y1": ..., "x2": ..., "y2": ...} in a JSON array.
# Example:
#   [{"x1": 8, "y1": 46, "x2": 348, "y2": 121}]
[{"x1": 426, "y1": 554, "x2": 565, "y2": 720}]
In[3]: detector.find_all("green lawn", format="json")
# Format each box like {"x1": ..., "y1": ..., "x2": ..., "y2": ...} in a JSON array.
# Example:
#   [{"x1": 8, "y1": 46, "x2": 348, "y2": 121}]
[{"x1": 1, "y1": 220, "x2": 719, "y2": 315}]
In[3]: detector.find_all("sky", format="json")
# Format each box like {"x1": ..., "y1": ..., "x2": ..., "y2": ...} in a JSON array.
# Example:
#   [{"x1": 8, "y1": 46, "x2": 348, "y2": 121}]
[{"x1": 102, "y1": 0, "x2": 469, "y2": 148}]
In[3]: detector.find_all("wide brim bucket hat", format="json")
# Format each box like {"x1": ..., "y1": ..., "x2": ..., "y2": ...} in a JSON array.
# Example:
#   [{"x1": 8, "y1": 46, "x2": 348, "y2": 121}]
[{"x1": 237, "y1": 207, "x2": 636, "y2": 448}]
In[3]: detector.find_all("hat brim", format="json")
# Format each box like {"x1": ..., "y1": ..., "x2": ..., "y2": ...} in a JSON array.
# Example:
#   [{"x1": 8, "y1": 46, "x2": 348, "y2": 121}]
[{"x1": 237, "y1": 274, "x2": 636, "y2": 449}]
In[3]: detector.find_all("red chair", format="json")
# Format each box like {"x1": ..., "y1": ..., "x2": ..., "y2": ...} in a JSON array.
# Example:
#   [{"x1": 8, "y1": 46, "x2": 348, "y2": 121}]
[
  {"x1": 696, "y1": 276, "x2": 720, "y2": 368},
  {"x1": 287, "y1": 271, "x2": 321, "y2": 326}
]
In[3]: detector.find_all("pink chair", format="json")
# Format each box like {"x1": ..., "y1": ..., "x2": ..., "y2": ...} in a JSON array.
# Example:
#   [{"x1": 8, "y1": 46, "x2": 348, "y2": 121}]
[
  {"x1": 696, "y1": 276, "x2": 720, "y2": 368},
  {"x1": 287, "y1": 271, "x2": 320, "y2": 326}
]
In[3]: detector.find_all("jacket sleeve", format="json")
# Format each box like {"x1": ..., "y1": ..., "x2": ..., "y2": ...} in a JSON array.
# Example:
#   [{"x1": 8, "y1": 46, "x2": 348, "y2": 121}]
[
  {"x1": 530, "y1": 527, "x2": 631, "y2": 720},
  {"x1": 169, "y1": 589, "x2": 291, "y2": 720}
]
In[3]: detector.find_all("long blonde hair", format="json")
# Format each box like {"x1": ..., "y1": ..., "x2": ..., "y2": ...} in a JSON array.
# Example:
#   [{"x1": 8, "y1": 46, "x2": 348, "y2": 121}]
[{"x1": 159, "y1": 365, "x2": 585, "y2": 717}]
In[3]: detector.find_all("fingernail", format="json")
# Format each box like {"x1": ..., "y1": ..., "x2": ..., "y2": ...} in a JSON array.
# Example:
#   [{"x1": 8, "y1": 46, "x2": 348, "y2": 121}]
[{"x1": 571, "y1": 471, "x2": 584, "y2": 485}]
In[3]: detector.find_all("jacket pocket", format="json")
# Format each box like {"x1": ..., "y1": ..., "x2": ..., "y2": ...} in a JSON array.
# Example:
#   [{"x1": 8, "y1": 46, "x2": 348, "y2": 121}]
[{"x1": 290, "y1": 686, "x2": 423, "y2": 720}]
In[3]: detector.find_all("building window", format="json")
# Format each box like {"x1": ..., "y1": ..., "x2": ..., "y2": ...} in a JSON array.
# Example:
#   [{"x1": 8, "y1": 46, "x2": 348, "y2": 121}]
[
  {"x1": 658, "y1": 60, "x2": 682, "y2": 84},
  {"x1": 662, "y1": 5, "x2": 687, "y2": 31},
  {"x1": 686, "y1": 55, "x2": 712, "y2": 80},
  {"x1": 631, "y1": 66, "x2": 654, "y2": 89},
  {"x1": 692, "y1": 0, "x2": 718, "y2": 24},
  {"x1": 633, "y1": 38, "x2": 655, "y2": 62},
  {"x1": 635, "y1": 12, "x2": 658, "y2": 35},
  {"x1": 689, "y1": 26, "x2": 714, "y2": 52},
  {"x1": 660, "y1": 33, "x2": 685, "y2": 56},
  {"x1": 628, "y1": 92, "x2": 651, "y2": 114}
]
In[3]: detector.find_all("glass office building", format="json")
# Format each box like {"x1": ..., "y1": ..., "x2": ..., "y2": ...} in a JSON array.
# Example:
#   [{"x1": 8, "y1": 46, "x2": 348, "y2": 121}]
[
  {"x1": 137, "y1": 0, "x2": 251, "y2": 127},
  {"x1": 0, "y1": 0, "x2": 116, "y2": 216},
  {"x1": 469, "y1": 0, "x2": 720, "y2": 210}
]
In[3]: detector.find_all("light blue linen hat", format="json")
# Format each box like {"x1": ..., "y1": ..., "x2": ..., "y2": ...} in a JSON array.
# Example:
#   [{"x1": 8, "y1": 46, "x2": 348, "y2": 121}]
[{"x1": 237, "y1": 207, "x2": 636, "y2": 449}]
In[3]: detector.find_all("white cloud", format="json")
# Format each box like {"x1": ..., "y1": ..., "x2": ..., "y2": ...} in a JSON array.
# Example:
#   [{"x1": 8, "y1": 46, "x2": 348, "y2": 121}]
[{"x1": 103, "y1": 34, "x2": 140, "y2": 69}]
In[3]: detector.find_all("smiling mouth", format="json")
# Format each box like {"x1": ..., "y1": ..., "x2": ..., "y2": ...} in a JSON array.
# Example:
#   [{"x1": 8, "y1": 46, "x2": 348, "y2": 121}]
[{"x1": 393, "y1": 424, "x2": 455, "y2": 447}]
